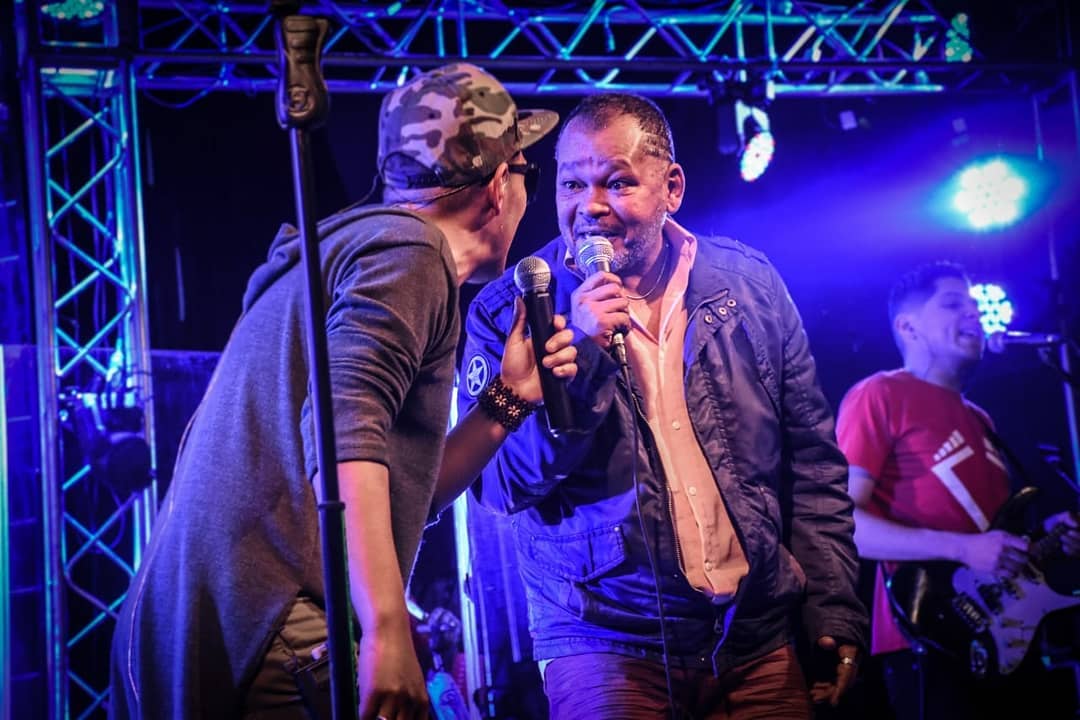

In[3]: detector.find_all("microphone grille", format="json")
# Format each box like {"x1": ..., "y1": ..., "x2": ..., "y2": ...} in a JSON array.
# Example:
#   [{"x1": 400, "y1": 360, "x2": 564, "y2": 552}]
[
  {"x1": 986, "y1": 331, "x2": 1006, "y2": 354},
  {"x1": 576, "y1": 235, "x2": 614, "y2": 274},
  {"x1": 514, "y1": 256, "x2": 552, "y2": 293}
]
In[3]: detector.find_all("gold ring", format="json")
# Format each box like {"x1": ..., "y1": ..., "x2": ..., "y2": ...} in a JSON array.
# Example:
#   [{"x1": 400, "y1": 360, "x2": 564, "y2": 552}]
[{"x1": 839, "y1": 656, "x2": 856, "y2": 666}]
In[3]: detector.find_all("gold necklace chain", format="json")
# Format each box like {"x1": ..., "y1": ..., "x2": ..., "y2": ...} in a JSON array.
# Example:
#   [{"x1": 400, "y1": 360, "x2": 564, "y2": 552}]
[{"x1": 625, "y1": 243, "x2": 670, "y2": 301}]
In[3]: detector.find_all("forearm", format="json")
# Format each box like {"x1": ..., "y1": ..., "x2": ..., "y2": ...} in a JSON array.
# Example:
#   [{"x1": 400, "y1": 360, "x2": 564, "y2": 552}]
[
  {"x1": 431, "y1": 406, "x2": 510, "y2": 515},
  {"x1": 336, "y1": 460, "x2": 412, "y2": 635},
  {"x1": 853, "y1": 507, "x2": 966, "y2": 563}
]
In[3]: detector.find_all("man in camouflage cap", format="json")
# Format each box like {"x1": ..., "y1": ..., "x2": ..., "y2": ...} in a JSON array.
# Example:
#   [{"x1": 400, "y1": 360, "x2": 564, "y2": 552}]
[{"x1": 110, "y1": 63, "x2": 570, "y2": 719}]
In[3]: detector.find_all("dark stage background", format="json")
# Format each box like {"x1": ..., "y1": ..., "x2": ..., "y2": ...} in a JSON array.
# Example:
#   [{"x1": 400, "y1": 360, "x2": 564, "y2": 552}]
[{"x1": 136, "y1": 64, "x2": 1080, "y2": 717}]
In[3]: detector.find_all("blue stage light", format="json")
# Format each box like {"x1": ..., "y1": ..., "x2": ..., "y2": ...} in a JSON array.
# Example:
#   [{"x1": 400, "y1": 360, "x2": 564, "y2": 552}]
[
  {"x1": 952, "y1": 158, "x2": 1028, "y2": 230},
  {"x1": 970, "y1": 282, "x2": 1014, "y2": 335}
]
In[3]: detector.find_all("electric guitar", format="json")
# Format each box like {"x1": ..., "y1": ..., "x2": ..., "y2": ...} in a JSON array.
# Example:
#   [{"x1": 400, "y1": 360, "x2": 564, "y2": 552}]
[{"x1": 885, "y1": 487, "x2": 1080, "y2": 678}]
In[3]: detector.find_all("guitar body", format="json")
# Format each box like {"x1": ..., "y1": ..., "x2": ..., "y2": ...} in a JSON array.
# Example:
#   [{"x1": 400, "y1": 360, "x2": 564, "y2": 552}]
[{"x1": 886, "y1": 487, "x2": 1080, "y2": 677}]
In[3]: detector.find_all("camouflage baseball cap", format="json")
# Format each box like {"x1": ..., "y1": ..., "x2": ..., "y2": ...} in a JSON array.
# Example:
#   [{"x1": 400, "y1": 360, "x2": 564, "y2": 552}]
[{"x1": 378, "y1": 63, "x2": 558, "y2": 190}]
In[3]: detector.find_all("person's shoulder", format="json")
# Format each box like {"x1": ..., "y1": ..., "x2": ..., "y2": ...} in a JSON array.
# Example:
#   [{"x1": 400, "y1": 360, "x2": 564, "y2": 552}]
[
  {"x1": 325, "y1": 204, "x2": 445, "y2": 248},
  {"x1": 843, "y1": 369, "x2": 907, "y2": 404},
  {"x1": 963, "y1": 396, "x2": 994, "y2": 427},
  {"x1": 696, "y1": 235, "x2": 772, "y2": 268},
  {"x1": 692, "y1": 234, "x2": 777, "y2": 290}
]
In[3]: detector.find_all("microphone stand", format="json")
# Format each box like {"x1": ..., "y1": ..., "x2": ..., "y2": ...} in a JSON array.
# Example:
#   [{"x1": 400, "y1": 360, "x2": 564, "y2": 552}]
[{"x1": 271, "y1": 3, "x2": 357, "y2": 719}]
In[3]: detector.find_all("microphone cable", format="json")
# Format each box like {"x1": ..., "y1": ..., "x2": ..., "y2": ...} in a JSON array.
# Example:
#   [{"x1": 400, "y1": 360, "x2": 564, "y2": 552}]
[{"x1": 620, "y1": 359, "x2": 680, "y2": 720}]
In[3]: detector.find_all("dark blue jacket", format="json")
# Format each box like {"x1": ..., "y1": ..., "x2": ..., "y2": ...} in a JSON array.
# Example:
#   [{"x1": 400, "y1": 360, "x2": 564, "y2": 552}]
[{"x1": 457, "y1": 233, "x2": 867, "y2": 674}]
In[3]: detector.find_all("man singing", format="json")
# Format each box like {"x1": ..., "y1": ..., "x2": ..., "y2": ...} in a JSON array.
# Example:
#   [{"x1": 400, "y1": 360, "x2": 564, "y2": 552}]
[
  {"x1": 837, "y1": 260, "x2": 1080, "y2": 719},
  {"x1": 457, "y1": 92, "x2": 867, "y2": 718}
]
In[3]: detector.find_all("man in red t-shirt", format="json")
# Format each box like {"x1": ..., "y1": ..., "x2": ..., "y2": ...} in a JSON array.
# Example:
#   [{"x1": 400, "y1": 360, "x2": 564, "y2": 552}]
[{"x1": 836, "y1": 261, "x2": 1080, "y2": 719}]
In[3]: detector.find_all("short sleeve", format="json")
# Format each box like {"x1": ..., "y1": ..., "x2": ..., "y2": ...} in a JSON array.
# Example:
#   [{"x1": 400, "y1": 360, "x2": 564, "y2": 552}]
[
  {"x1": 836, "y1": 376, "x2": 894, "y2": 480},
  {"x1": 301, "y1": 221, "x2": 457, "y2": 479}
]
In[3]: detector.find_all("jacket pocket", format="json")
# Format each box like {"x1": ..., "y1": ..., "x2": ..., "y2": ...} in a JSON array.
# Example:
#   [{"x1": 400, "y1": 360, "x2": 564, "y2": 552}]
[{"x1": 520, "y1": 525, "x2": 626, "y2": 582}]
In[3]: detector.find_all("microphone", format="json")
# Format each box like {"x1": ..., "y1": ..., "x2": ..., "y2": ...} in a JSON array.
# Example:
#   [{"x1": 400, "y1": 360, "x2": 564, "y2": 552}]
[
  {"x1": 987, "y1": 330, "x2": 1063, "y2": 354},
  {"x1": 575, "y1": 235, "x2": 629, "y2": 368},
  {"x1": 513, "y1": 257, "x2": 575, "y2": 435}
]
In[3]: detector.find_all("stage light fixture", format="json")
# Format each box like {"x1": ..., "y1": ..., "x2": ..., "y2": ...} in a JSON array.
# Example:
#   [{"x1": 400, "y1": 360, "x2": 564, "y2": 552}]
[
  {"x1": 970, "y1": 282, "x2": 1014, "y2": 335},
  {"x1": 41, "y1": 0, "x2": 104, "y2": 22},
  {"x1": 952, "y1": 158, "x2": 1027, "y2": 230},
  {"x1": 736, "y1": 100, "x2": 774, "y2": 183},
  {"x1": 945, "y1": 13, "x2": 973, "y2": 63}
]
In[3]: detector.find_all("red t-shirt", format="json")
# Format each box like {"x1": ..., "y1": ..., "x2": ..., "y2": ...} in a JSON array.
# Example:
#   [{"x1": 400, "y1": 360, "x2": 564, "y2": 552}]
[{"x1": 836, "y1": 369, "x2": 1011, "y2": 654}]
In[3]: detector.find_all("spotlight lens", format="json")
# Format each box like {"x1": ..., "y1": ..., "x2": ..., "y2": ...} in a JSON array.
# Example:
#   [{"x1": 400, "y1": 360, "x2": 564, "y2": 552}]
[
  {"x1": 970, "y1": 282, "x2": 1014, "y2": 335},
  {"x1": 740, "y1": 131, "x2": 775, "y2": 182},
  {"x1": 952, "y1": 157, "x2": 1028, "y2": 230}
]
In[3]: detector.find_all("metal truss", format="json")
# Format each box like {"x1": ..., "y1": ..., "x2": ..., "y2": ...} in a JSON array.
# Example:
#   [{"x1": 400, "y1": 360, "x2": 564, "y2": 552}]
[
  {"x1": 127, "y1": 0, "x2": 1065, "y2": 98},
  {"x1": 16, "y1": 1, "x2": 156, "y2": 717}
]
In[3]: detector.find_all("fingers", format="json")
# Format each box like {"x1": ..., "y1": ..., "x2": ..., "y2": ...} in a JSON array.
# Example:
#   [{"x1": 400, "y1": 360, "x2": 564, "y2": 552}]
[
  {"x1": 816, "y1": 635, "x2": 837, "y2": 651},
  {"x1": 542, "y1": 345, "x2": 577, "y2": 377},
  {"x1": 809, "y1": 681, "x2": 835, "y2": 704},
  {"x1": 1001, "y1": 532, "x2": 1030, "y2": 552},
  {"x1": 810, "y1": 638, "x2": 859, "y2": 707},
  {"x1": 1063, "y1": 530, "x2": 1080, "y2": 557},
  {"x1": 993, "y1": 532, "x2": 1031, "y2": 577},
  {"x1": 578, "y1": 271, "x2": 623, "y2": 295},
  {"x1": 543, "y1": 325, "x2": 575, "y2": 352},
  {"x1": 833, "y1": 646, "x2": 859, "y2": 704},
  {"x1": 1045, "y1": 511, "x2": 1078, "y2": 532},
  {"x1": 508, "y1": 297, "x2": 528, "y2": 339}
]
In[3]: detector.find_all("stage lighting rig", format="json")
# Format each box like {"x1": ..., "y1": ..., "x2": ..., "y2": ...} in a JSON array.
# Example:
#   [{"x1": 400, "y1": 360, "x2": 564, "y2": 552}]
[
  {"x1": 40, "y1": 0, "x2": 105, "y2": 22},
  {"x1": 60, "y1": 369, "x2": 153, "y2": 500}
]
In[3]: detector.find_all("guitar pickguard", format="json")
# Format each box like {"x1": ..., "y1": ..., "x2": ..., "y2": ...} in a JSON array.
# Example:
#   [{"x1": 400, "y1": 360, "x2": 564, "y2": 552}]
[{"x1": 952, "y1": 566, "x2": 1080, "y2": 675}]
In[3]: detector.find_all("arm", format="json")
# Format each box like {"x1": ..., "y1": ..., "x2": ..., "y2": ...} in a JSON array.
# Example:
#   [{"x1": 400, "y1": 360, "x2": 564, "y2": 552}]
[
  {"x1": 320, "y1": 462, "x2": 428, "y2": 718},
  {"x1": 850, "y1": 465, "x2": 1030, "y2": 574},
  {"x1": 456, "y1": 276, "x2": 620, "y2": 514},
  {"x1": 431, "y1": 302, "x2": 577, "y2": 515},
  {"x1": 768, "y1": 267, "x2": 866, "y2": 704},
  {"x1": 305, "y1": 224, "x2": 460, "y2": 716},
  {"x1": 773, "y1": 271, "x2": 866, "y2": 652}
]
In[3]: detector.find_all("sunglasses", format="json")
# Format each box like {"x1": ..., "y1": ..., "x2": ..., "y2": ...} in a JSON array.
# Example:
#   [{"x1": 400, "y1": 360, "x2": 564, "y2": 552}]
[{"x1": 507, "y1": 161, "x2": 541, "y2": 204}]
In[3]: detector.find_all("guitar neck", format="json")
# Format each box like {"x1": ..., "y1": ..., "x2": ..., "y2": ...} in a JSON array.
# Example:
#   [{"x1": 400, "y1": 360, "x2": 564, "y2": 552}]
[{"x1": 1031, "y1": 512, "x2": 1078, "y2": 565}]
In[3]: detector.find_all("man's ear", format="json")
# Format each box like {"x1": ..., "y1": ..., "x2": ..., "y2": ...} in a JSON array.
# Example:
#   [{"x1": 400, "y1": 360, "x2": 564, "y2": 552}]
[
  {"x1": 894, "y1": 312, "x2": 918, "y2": 345},
  {"x1": 486, "y1": 162, "x2": 510, "y2": 215},
  {"x1": 665, "y1": 162, "x2": 686, "y2": 214}
]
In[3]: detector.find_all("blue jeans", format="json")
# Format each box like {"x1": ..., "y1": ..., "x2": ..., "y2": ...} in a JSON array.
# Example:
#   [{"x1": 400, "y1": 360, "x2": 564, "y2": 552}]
[{"x1": 542, "y1": 645, "x2": 811, "y2": 720}]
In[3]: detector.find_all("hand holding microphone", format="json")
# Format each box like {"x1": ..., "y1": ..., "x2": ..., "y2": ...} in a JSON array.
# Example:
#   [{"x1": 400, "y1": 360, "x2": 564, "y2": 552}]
[
  {"x1": 574, "y1": 235, "x2": 631, "y2": 367},
  {"x1": 509, "y1": 257, "x2": 578, "y2": 435}
]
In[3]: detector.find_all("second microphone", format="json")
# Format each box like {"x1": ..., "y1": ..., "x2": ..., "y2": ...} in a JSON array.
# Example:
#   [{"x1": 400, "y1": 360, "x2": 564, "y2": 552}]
[{"x1": 514, "y1": 256, "x2": 575, "y2": 436}]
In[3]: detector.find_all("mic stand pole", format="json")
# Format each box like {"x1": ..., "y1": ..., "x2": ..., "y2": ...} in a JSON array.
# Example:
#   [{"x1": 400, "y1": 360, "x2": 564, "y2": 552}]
[{"x1": 271, "y1": 4, "x2": 357, "y2": 719}]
